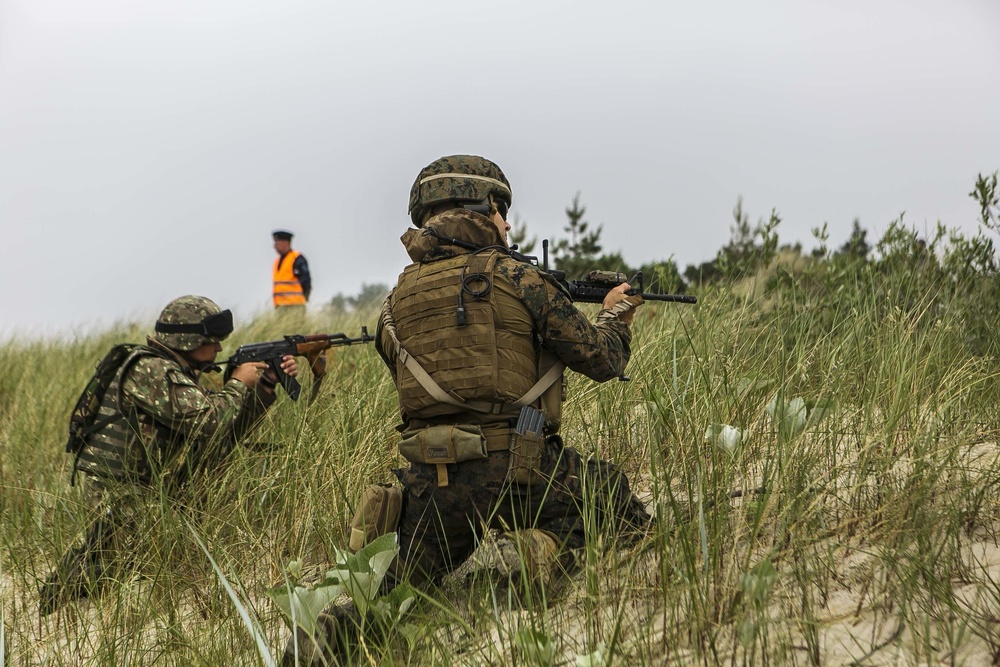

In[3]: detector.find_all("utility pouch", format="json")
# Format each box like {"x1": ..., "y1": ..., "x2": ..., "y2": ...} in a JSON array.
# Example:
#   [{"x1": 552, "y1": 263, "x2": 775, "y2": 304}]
[
  {"x1": 348, "y1": 484, "x2": 403, "y2": 553},
  {"x1": 398, "y1": 424, "x2": 488, "y2": 487},
  {"x1": 509, "y1": 406, "x2": 547, "y2": 486}
]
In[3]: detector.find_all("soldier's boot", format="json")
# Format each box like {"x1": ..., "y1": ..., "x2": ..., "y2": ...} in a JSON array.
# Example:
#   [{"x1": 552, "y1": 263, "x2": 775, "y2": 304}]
[
  {"x1": 281, "y1": 600, "x2": 362, "y2": 667},
  {"x1": 39, "y1": 540, "x2": 105, "y2": 616},
  {"x1": 39, "y1": 512, "x2": 126, "y2": 616}
]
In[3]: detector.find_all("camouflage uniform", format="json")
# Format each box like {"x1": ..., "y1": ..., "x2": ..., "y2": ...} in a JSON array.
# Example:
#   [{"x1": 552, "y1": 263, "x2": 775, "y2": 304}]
[
  {"x1": 378, "y1": 210, "x2": 650, "y2": 587},
  {"x1": 283, "y1": 156, "x2": 649, "y2": 666},
  {"x1": 70, "y1": 338, "x2": 274, "y2": 486},
  {"x1": 41, "y1": 299, "x2": 276, "y2": 615}
]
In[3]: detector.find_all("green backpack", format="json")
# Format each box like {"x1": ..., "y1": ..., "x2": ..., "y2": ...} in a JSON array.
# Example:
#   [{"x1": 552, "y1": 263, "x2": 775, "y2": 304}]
[{"x1": 65, "y1": 344, "x2": 142, "y2": 467}]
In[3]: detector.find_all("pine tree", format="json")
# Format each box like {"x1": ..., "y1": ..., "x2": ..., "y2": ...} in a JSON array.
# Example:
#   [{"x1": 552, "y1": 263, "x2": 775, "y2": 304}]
[
  {"x1": 553, "y1": 193, "x2": 603, "y2": 278},
  {"x1": 836, "y1": 218, "x2": 870, "y2": 260}
]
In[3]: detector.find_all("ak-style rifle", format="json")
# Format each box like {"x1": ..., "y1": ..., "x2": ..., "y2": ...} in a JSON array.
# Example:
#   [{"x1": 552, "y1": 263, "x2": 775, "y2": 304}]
[{"x1": 224, "y1": 328, "x2": 374, "y2": 402}]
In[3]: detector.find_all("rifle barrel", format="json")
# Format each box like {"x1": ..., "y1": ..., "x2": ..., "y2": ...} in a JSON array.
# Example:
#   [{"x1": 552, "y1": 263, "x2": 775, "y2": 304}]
[{"x1": 642, "y1": 293, "x2": 698, "y2": 304}]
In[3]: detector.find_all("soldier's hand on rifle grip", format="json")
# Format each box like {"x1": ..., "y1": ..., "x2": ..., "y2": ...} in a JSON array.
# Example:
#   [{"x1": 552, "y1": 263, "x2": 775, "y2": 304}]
[
  {"x1": 278, "y1": 354, "x2": 299, "y2": 378},
  {"x1": 601, "y1": 283, "x2": 644, "y2": 325},
  {"x1": 232, "y1": 362, "x2": 268, "y2": 389},
  {"x1": 260, "y1": 355, "x2": 298, "y2": 394}
]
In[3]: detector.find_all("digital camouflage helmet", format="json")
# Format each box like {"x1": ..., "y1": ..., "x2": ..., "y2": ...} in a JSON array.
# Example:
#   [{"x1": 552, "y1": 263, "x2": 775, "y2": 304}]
[
  {"x1": 408, "y1": 155, "x2": 512, "y2": 228},
  {"x1": 153, "y1": 295, "x2": 234, "y2": 352}
]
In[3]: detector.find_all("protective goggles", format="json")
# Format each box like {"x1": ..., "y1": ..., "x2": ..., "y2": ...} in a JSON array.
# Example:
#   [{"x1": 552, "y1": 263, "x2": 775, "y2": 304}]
[
  {"x1": 461, "y1": 198, "x2": 509, "y2": 221},
  {"x1": 155, "y1": 309, "x2": 234, "y2": 339}
]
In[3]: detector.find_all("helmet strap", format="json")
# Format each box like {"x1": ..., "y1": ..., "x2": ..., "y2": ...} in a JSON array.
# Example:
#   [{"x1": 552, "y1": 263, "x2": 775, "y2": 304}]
[{"x1": 178, "y1": 349, "x2": 222, "y2": 374}]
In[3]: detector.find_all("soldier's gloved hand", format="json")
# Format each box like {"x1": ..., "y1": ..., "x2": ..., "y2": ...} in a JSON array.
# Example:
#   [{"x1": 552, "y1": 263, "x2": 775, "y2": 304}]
[
  {"x1": 599, "y1": 283, "x2": 644, "y2": 325},
  {"x1": 231, "y1": 362, "x2": 267, "y2": 389}
]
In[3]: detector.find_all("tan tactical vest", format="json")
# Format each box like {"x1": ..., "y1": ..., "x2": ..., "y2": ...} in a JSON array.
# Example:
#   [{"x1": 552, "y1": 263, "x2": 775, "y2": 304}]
[
  {"x1": 74, "y1": 347, "x2": 176, "y2": 485},
  {"x1": 385, "y1": 250, "x2": 565, "y2": 431}
]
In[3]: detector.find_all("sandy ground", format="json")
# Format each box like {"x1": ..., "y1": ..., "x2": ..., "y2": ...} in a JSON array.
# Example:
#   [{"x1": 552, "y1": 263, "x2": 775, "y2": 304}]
[
  {"x1": 7, "y1": 442, "x2": 1000, "y2": 665},
  {"x1": 8, "y1": 534, "x2": 1000, "y2": 665}
]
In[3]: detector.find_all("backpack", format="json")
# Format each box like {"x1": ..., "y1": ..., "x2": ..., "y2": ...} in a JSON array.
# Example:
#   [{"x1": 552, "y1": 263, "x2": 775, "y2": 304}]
[{"x1": 65, "y1": 344, "x2": 142, "y2": 458}]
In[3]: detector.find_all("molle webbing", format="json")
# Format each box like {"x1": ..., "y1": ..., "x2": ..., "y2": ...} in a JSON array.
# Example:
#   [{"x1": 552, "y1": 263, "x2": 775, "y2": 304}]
[
  {"x1": 390, "y1": 252, "x2": 535, "y2": 417},
  {"x1": 386, "y1": 251, "x2": 562, "y2": 419}
]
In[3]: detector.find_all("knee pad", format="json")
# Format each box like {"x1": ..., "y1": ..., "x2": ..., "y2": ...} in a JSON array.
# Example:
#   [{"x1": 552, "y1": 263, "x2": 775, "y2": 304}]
[{"x1": 348, "y1": 484, "x2": 403, "y2": 553}]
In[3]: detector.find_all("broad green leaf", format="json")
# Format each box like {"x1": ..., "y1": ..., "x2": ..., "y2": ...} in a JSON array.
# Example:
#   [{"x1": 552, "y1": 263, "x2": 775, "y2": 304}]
[
  {"x1": 575, "y1": 643, "x2": 606, "y2": 666},
  {"x1": 515, "y1": 627, "x2": 555, "y2": 665},
  {"x1": 267, "y1": 581, "x2": 346, "y2": 634}
]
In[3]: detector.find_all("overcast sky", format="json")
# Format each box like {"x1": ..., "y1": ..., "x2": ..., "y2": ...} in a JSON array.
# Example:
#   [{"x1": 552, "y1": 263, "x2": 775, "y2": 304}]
[{"x1": 2, "y1": 0, "x2": 999, "y2": 339}]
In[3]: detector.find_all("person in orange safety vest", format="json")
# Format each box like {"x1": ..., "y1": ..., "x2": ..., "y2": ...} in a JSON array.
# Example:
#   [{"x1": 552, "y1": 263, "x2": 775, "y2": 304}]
[{"x1": 272, "y1": 229, "x2": 312, "y2": 308}]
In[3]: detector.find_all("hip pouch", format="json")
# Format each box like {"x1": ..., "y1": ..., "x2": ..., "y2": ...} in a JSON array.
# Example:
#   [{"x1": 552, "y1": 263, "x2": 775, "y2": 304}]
[
  {"x1": 509, "y1": 405, "x2": 547, "y2": 486},
  {"x1": 398, "y1": 424, "x2": 488, "y2": 487},
  {"x1": 348, "y1": 484, "x2": 404, "y2": 553}
]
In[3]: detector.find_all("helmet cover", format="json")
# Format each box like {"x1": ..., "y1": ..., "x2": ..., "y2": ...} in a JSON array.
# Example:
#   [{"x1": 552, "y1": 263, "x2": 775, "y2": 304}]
[
  {"x1": 408, "y1": 155, "x2": 512, "y2": 227},
  {"x1": 154, "y1": 295, "x2": 231, "y2": 352}
]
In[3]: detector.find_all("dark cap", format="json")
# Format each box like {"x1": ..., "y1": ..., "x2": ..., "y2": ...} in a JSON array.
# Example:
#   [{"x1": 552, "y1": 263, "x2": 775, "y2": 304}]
[{"x1": 272, "y1": 229, "x2": 294, "y2": 241}]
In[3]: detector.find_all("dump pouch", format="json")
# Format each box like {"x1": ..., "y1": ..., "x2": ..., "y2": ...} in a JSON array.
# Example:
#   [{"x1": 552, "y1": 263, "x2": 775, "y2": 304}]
[
  {"x1": 348, "y1": 484, "x2": 404, "y2": 553},
  {"x1": 398, "y1": 424, "x2": 488, "y2": 487}
]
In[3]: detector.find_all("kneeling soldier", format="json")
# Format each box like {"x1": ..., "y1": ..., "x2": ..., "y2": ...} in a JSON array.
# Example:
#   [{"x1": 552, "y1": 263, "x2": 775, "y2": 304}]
[
  {"x1": 41, "y1": 295, "x2": 297, "y2": 615},
  {"x1": 283, "y1": 156, "x2": 651, "y2": 665}
]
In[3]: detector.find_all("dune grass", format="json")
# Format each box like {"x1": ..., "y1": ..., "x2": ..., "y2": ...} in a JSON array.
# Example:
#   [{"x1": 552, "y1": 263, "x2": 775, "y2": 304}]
[{"x1": 3, "y1": 235, "x2": 1000, "y2": 665}]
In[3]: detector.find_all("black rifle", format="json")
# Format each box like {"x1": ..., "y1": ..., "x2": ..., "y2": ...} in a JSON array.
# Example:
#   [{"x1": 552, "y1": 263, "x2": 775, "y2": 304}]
[
  {"x1": 223, "y1": 328, "x2": 374, "y2": 402},
  {"x1": 538, "y1": 240, "x2": 697, "y2": 305},
  {"x1": 421, "y1": 227, "x2": 697, "y2": 305}
]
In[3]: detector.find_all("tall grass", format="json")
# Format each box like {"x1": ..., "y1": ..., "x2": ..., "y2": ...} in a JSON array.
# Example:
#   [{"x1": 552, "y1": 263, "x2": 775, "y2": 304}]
[{"x1": 3, "y1": 228, "x2": 1000, "y2": 665}]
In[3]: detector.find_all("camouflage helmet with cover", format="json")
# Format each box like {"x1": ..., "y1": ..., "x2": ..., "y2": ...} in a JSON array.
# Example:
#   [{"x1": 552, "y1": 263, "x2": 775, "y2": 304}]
[
  {"x1": 153, "y1": 295, "x2": 233, "y2": 352},
  {"x1": 408, "y1": 155, "x2": 512, "y2": 227}
]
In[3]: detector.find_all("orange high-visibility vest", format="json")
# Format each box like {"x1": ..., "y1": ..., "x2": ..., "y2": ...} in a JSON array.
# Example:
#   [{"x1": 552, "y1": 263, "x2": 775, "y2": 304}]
[{"x1": 273, "y1": 250, "x2": 306, "y2": 306}]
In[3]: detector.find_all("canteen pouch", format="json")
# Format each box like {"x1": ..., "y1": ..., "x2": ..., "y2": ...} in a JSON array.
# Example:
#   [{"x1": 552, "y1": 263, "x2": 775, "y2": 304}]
[
  {"x1": 348, "y1": 484, "x2": 404, "y2": 553},
  {"x1": 398, "y1": 424, "x2": 488, "y2": 487},
  {"x1": 509, "y1": 405, "x2": 546, "y2": 485}
]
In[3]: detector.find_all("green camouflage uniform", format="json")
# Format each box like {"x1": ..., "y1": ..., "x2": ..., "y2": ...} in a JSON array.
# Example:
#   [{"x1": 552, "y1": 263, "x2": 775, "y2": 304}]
[
  {"x1": 41, "y1": 337, "x2": 276, "y2": 614},
  {"x1": 377, "y1": 210, "x2": 650, "y2": 587},
  {"x1": 119, "y1": 338, "x2": 274, "y2": 482}
]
